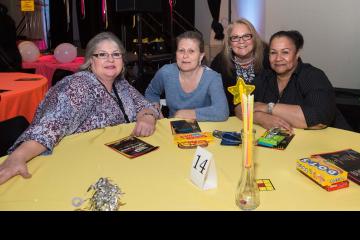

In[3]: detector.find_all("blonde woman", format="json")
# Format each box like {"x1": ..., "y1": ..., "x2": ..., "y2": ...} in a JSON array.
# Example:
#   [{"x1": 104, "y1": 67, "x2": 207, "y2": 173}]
[{"x1": 211, "y1": 18, "x2": 269, "y2": 116}]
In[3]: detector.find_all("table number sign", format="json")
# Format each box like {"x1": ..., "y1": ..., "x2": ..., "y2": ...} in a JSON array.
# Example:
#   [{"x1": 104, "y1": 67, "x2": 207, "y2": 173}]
[{"x1": 190, "y1": 146, "x2": 217, "y2": 190}]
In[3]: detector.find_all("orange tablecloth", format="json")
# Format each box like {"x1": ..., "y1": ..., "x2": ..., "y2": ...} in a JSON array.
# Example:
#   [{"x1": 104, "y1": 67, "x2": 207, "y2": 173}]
[
  {"x1": 0, "y1": 72, "x2": 48, "y2": 123},
  {"x1": 22, "y1": 55, "x2": 84, "y2": 88}
]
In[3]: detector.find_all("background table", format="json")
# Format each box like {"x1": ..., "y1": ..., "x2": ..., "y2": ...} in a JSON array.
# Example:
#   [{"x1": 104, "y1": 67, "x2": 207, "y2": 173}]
[
  {"x1": 0, "y1": 72, "x2": 47, "y2": 123},
  {"x1": 22, "y1": 55, "x2": 84, "y2": 89},
  {"x1": 0, "y1": 117, "x2": 359, "y2": 210}
]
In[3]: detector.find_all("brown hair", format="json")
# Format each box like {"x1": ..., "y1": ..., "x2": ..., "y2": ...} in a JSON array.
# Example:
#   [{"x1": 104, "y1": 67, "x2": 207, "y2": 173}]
[{"x1": 176, "y1": 31, "x2": 205, "y2": 53}]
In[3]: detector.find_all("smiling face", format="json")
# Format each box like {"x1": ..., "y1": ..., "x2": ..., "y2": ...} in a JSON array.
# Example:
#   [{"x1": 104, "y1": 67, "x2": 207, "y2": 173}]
[
  {"x1": 176, "y1": 38, "x2": 205, "y2": 72},
  {"x1": 90, "y1": 40, "x2": 123, "y2": 84},
  {"x1": 229, "y1": 23, "x2": 255, "y2": 60},
  {"x1": 269, "y1": 36, "x2": 300, "y2": 77}
]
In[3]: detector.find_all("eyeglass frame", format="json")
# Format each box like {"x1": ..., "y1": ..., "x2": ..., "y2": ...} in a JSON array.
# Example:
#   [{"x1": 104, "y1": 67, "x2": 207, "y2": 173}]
[
  {"x1": 229, "y1": 33, "x2": 253, "y2": 42},
  {"x1": 92, "y1": 51, "x2": 123, "y2": 59}
]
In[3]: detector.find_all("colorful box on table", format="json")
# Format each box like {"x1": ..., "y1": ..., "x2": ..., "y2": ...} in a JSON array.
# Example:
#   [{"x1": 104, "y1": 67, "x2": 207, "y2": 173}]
[
  {"x1": 323, "y1": 180, "x2": 349, "y2": 191},
  {"x1": 296, "y1": 157, "x2": 349, "y2": 191},
  {"x1": 257, "y1": 128, "x2": 294, "y2": 150},
  {"x1": 173, "y1": 132, "x2": 214, "y2": 144}
]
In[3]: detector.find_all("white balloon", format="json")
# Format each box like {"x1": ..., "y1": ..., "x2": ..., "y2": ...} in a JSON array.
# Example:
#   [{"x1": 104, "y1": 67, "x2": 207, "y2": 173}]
[
  {"x1": 18, "y1": 41, "x2": 40, "y2": 62},
  {"x1": 54, "y1": 43, "x2": 77, "y2": 63}
]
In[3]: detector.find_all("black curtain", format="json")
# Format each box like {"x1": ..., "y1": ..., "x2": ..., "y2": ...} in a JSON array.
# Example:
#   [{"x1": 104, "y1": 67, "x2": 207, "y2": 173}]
[
  {"x1": 76, "y1": 0, "x2": 106, "y2": 49},
  {"x1": 49, "y1": 1, "x2": 73, "y2": 49},
  {"x1": 50, "y1": 0, "x2": 111, "y2": 50},
  {"x1": 207, "y1": 0, "x2": 224, "y2": 40}
]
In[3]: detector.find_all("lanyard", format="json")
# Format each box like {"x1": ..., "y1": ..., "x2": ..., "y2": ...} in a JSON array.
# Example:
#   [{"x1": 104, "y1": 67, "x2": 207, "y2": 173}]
[{"x1": 112, "y1": 85, "x2": 130, "y2": 123}]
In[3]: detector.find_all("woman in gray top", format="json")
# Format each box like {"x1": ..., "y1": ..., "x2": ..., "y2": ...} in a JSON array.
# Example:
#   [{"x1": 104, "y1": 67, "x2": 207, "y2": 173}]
[{"x1": 145, "y1": 31, "x2": 229, "y2": 122}]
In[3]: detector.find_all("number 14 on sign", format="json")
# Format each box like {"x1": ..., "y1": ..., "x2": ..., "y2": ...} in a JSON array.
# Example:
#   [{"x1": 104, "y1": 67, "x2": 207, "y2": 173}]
[{"x1": 190, "y1": 147, "x2": 217, "y2": 190}]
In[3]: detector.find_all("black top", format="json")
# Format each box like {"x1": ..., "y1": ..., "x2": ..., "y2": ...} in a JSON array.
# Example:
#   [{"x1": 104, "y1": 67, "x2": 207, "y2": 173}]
[
  {"x1": 210, "y1": 47, "x2": 269, "y2": 116},
  {"x1": 254, "y1": 60, "x2": 351, "y2": 130}
]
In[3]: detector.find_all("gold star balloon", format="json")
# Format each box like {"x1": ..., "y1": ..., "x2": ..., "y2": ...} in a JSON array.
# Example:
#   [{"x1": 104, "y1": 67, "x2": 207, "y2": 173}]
[{"x1": 227, "y1": 77, "x2": 255, "y2": 105}]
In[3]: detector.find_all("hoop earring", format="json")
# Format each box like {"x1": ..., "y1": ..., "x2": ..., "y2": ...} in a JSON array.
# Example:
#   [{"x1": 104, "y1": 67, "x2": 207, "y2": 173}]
[{"x1": 87, "y1": 65, "x2": 92, "y2": 72}]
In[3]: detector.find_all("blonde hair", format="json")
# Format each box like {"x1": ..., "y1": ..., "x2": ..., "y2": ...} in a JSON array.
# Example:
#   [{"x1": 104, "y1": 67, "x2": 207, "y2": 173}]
[{"x1": 221, "y1": 18, "x2": 265, "y2": 76}]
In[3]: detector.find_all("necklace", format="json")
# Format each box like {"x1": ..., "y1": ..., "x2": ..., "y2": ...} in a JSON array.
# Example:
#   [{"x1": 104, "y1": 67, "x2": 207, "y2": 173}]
[
  {"x1": 233, "y1": 55, "x2": 255, "y2": 66},
  {"x1": 112, "y1": 85, "x2": 130, "y2": 123},
  {"x1": 232, "y1": 56, "x2": 255, "y2": 84}
]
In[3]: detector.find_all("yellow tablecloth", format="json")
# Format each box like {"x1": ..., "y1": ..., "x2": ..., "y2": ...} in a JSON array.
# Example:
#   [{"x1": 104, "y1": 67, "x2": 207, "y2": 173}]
[{"x1": 1, "y1": 117, "x2": 359, "y2": 210}]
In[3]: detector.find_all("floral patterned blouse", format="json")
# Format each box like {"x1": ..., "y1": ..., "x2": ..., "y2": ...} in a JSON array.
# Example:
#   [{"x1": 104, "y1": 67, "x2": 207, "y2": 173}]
[{"x1": 9, "y1": 71, "x2": 159, "y2": 155}]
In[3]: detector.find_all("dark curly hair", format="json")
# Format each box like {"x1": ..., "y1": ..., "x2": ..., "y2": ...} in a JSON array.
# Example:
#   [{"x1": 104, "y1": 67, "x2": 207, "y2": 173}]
[{"x1": 269, "y1": 30, "x2": 304, "y2": 52}]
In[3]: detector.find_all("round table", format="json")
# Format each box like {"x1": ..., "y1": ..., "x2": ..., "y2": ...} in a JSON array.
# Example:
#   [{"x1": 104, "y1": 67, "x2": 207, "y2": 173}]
[
  {"x1": 0, "y1": 72, "x2": 48, "y2": 123},
  {"x1": 1, "y1": 117, "x2": 360, "y2": 210}
]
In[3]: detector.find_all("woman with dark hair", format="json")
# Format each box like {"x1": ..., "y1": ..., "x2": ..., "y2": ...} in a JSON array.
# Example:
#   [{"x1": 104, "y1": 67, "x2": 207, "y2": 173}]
[
  {"x1": 0, "y1": 3, "x2": 22, "y2": 72},
  {"x1": 252, "y1": 30, "x2": 351, "y2": 131}
]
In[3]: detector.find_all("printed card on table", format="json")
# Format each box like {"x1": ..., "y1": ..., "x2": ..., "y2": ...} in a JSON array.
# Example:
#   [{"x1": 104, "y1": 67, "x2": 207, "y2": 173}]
[
  {"x1": 190, "y1": 146, "x2": 217, "y2": 190},
  {"x1": 170, "y1": 119, "x2": 201, "y2": 135},
  {"x1": 105, "y1": 135, "x2": 159, "y2": 159}
]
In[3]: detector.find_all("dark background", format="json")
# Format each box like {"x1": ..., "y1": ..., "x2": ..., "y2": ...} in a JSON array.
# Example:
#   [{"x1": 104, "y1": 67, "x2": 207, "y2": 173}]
[
  {"x1": 49, "y1": 0, "x2": 195, "y2": 95},
  {"x1": 49, "y1": 0, "x2": 195, "y2": 53}
]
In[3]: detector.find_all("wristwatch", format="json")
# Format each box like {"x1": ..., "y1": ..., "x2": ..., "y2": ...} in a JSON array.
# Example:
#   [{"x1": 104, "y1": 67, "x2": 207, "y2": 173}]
[{"x1": 267, "y1": 102, "x2": 275, "y2": 115}]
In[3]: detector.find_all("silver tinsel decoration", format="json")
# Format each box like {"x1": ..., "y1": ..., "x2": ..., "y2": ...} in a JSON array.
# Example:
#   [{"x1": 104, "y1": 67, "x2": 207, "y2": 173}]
[{"x1": 74, "y1": 177, "x2": 124, "y2": 211}]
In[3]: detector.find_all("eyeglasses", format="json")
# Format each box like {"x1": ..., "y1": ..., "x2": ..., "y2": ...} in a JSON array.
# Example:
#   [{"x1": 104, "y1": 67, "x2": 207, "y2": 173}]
[
  {"x1": 229, "y1": 34, "x2": 253, "y2": 42},
  {"x1": 92, "y1": 52, "x2": 123, "y2": 59}
]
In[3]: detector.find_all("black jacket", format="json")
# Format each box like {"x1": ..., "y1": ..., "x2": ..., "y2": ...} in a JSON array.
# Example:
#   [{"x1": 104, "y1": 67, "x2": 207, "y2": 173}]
[{"x1": 254, "y1": 60, "x2": 352, "y2": 130}]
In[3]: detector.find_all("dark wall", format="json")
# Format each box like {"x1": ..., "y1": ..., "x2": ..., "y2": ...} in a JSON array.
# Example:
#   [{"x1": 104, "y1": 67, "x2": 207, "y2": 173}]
[
  {"x1": 49, "y1": 0, "x2": 195, "y2": 51},
  {"x1": 49, "y1": 0, "x2": 105, "y2": 49}
]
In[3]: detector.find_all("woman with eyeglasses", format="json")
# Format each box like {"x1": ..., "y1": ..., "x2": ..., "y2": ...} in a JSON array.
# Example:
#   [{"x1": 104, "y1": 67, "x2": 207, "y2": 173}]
[
  {"x1": 253, "y1": 30, "x2": 351, "y2": 131},
  {"x1": 210, "y1": 18, "x2": 269, "y2": 116},
  {"x1": 145, "y1": 31, "x2": 229, "y2": 121},
  {"x1": 0, "y1": 32, "x2": 160, "y2": 185}
]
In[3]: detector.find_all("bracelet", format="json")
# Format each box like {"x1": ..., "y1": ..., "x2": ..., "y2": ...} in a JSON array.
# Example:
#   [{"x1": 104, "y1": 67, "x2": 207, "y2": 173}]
[{"x1": 142, "y1": 112, "x2": 156, "y2": 119}]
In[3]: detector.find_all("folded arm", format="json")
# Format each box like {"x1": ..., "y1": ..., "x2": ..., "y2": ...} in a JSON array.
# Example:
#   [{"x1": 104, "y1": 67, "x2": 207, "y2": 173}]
[
  {"x1": 254, "y1": 102, "x2": 305, "y2": 129},
  {"x1": 235, "y1": 103, "x2": 293, "y2": 131}
]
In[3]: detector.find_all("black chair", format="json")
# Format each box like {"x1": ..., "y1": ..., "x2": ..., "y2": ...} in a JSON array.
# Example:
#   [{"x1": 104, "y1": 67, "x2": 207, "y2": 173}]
[
  {"x1": 335, "y1": 88, "x2": 360, "y2": 133},
  {"x1": 0, "y1": 116, "x2": 29, "y2": 157},
  {"x1": 20, "y1": 68, "x2": 36, "y2": 74},
  {"x1": 51, "y1": 69, "x2": 74, "y2": 87}
]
